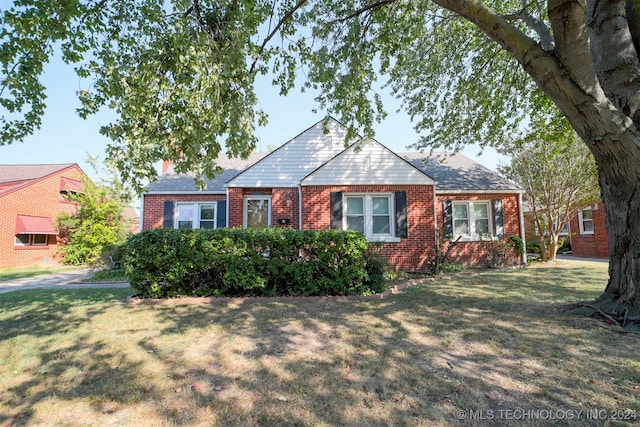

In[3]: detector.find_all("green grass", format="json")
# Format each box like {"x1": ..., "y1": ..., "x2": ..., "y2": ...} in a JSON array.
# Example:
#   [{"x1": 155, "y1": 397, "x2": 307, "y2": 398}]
[
  {"x1": 0, "y1": 265, "x2": 81, "y2": 282},
  {"x1": 0, "y1": 260, "x2": 638, "y2": 426}
]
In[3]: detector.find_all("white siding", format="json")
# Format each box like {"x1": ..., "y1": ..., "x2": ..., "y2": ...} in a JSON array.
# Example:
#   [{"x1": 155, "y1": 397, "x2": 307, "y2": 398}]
[
  {"x1": 301, "y1": 141, "x2": 435, "y2": 186},
  {"x1": 227, "y1": 118, "x2": 348, "y2": 188}
]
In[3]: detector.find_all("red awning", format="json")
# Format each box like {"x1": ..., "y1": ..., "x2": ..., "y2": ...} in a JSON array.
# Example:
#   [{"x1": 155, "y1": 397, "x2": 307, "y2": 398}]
[
  {"x1": 15, "y1": 215, "x2": 58, "y2": 235},
  {"x1": 60, "y1": 177, "x2": 82, "y2": 192}
]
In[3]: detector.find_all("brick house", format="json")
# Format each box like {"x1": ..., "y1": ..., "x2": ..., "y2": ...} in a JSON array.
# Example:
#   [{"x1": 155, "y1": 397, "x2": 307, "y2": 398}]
[
  {"x1": 0, "y1": 163, "x2": 86, "y2": 268},
  {"x1": 522, "y1": 202, "x2": 609, "y2": 259},
  {"x1": 567, "y1": 202, "x2": 609, "y2": 258},
  {"x1": 142, "y1": 118, "x2": 525, "y2": 270}
]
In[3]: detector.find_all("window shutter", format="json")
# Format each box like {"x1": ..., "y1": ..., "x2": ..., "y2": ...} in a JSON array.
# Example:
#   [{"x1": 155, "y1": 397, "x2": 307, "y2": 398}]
[
  {"x1": 216, "y1": 200, "x2": 227, "y2": 228},
  {"x1": 330, "y1": 192, "x2": 343, "y2": 229},
  {"x1": 394, "y1": 191, "x2": 408, "y2": 238},
  {"x1": 493, "y1": 199, "x2": 504, "y2": 237},
  {"x1": 162, "y1": 201, "x2": 174, "y2": 228},
  {"x1": 442, "y1": 200, "x2": 453, "y2": 238}
]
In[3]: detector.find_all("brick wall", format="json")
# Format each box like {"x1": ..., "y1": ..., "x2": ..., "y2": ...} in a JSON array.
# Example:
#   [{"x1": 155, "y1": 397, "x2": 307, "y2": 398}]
[
  {"x1": 142, "y1": 193, "x2": 227, "y2": 230},
  {"x1": 227, "y1": 188, "x2": 299, "y2": 228},
  {"x1": 568, "y1": 202, "x2": 609, "y2": 258},
  {"x1": 435, "y1": 193, "x2": 522, "y2": 266},
  {"x1": 302, "y1": 185, "x2": 436, "y2": 271},
  {"x1": 142, "y1": 187, "x2": 524, "y2": 271},
  {"x1": 0, "y1": 166, "x2": 84, "y2": 268}
]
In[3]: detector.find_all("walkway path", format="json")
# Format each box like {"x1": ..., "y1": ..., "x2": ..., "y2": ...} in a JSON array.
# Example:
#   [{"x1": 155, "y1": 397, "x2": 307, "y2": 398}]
[{"x1": 0, "y1": 268, "x2": 131, "y2": 294}]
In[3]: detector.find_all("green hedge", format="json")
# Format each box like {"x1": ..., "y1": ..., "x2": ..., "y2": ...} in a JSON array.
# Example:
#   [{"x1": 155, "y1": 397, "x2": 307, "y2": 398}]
[{"x1": 122, "y1": 228, "x2": 387, "y2": 298}]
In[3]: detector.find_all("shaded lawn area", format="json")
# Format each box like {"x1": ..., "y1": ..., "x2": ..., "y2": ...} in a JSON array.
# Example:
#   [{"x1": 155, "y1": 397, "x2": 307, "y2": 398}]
[{"x1": 0, "y1": 260, "x2": 638, "y2": 426}]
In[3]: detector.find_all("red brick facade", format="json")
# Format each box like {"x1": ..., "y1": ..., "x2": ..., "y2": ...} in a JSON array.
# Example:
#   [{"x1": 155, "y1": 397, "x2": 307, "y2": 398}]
[
  {"x1": 568, "y1": 202, "x2": 609, "y2": 258},
  {"x1": 302, "y1": 185, "x2": 436, "y2": 271},
  {"x1": 435, "y1": 193, "x2": 523, "y2": 266},
  {"x1": 227, "y1": 188, "x2": 300, "y2": 229},
  {"x1": 0, "y1": 165, "x2": 85, "y2": 268},
  {"x1": 142, "y1": 193, "x2": 227, "y2": 230},
  {"x1": 144, "y1": 187, "x2": 524, "y2": 271}
]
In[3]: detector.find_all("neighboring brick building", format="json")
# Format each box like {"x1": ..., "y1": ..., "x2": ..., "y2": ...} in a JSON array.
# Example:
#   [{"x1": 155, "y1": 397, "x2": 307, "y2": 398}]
[
  {"x1": 568, "y1": 202, "x2": 609, "y2": 258},
  {"x1": 0, "y1": 164, "x2": 86, "y2": 268},
  {"x1": 142, "y1": 118, "x2": 525, "y2": 271}
]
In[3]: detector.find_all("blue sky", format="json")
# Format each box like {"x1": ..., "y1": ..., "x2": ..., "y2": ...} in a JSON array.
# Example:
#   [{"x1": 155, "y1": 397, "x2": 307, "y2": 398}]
[{"x1": 0, "y1": 55, "x2": 507, "y2": 184}]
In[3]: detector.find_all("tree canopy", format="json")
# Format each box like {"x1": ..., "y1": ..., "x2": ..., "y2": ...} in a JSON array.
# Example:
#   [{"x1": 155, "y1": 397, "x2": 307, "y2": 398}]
[
  {"x1": 1, "y1": 0, "x2": 550, "y2": 191},
  {"x1": 499, "y1": 113, "x2": 600, "y2": 262},
  {"x1": 3, "y1": 0, "x2": 640, "y2": 323}
]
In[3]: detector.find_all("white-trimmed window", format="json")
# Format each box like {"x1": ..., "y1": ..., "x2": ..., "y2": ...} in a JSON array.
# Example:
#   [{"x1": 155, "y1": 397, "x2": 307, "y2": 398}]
[
  {"x1": 344, "y1": 194, "x2": 398, "y2": 242},
  {"x1": 452, "y1": 201, "x2": 492, "y2": 240},
  {"x1": 244, "y1": 196, "x2": 272, "y2": 228},
  {"x1": 14, "y1": 234, "x2": 48, "y2": 246},
  {"x1": 578, "y1": 209, "x2": 594, "y2": 234},
  {"x1": 175, "y1": 203, "x2": 217, "y2": 229}
]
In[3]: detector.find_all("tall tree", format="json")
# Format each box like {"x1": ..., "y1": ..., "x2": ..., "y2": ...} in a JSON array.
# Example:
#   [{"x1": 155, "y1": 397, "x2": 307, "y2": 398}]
[
  {"x1": 499, "y1": 113, "x2": 600, "y2": 262},
  {"x1": 2, "y1": 0, "x2": 640, "y2": 325}
]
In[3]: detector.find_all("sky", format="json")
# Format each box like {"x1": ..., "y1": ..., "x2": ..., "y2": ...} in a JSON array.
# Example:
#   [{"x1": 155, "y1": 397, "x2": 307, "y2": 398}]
[{"x1": 0, "y1": 54, "x2": 508, "y2": 186}]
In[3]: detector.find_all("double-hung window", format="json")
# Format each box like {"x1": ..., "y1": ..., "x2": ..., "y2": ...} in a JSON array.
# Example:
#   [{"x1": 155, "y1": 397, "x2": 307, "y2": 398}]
[
  {"x1": 452, "y1": 201, "x2": 491, "y2": 240},
  {"x1": 578, "y1": 209, "x2": 594, "y2": 234},
  {"x1": 344, "y1": 194, "x2": 395, "y2": 241},
  {"x1": 175, "y1": 203, "x2": 217, "y2": 229}
]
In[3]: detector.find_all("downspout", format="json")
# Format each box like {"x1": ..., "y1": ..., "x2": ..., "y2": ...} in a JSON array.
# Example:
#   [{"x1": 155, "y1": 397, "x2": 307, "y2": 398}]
[
  {"x1": 433, "y1": 182, "x2": 439, "y2": 258},
  {"x1": 139, "y1": 194, "x2": 145, "y2": 232},
  {"x1": 226, "y1": 187, "x2": 230, "y2": 228},
  {"x1": 298, "y1": 184, "x2": 303, "y2": 230},
  {"x1": 518, "y1": 192, "x2": 527, "y2": 265}
]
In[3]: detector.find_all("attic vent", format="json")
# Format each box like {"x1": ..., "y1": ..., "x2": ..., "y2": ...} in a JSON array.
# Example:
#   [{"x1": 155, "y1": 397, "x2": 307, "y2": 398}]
[
  {"x1": 363, "y1": 156, "x2": 371, "y2": 171},
  {"x1": 325, "y1": 136, "x2": 333, "y2": 149}
]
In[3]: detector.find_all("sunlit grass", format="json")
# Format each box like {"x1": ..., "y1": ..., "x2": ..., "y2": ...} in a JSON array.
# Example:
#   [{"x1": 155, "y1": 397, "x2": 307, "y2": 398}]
[
  {"x1": 0, "y1": 265, "x2": 81, "y2": 282},
  {"x1": 0, "y1": 261, "x2": 638, "y2": 426}
]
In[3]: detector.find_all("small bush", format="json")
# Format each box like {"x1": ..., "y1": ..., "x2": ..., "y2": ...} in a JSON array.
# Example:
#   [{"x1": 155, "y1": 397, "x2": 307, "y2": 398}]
[
  {"x1": 122, "y1": 228, "x2": 382, "y2": 298},
  {"x1": 442, "y1": 263, "x2": 465, "y2": 273}
]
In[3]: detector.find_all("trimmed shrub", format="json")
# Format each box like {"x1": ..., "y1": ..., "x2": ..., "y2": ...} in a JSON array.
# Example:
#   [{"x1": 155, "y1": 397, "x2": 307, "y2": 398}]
[{"x1": 122, "y1": 228, "x2": 382, "y2": 298}]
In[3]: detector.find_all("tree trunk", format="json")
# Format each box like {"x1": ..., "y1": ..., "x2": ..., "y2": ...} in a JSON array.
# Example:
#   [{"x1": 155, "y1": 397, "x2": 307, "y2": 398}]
[
  {"x1": 547, "y1": 233, "x2": 558, "y2": 262},
  {"x1": 595, "y1": 165, "x2": 640, "y2": 318},
  {"x1": 573, "y1": 128, "x2": 640, "y2": 326}
]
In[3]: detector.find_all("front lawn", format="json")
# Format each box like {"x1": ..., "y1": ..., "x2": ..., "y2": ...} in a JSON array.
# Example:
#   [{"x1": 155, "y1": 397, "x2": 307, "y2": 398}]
[
  {"x1": 0, "y1": 265, "x2": 81, "y2": 282},
  {"x1": 0, "y1": 260, "x2": 637, "y2": 426}
]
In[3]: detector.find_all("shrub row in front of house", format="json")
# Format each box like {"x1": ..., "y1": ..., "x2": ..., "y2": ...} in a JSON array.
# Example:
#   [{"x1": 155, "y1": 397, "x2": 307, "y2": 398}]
[{"x1": 121, "y1": 227, "x2": 387, "y2": 298}]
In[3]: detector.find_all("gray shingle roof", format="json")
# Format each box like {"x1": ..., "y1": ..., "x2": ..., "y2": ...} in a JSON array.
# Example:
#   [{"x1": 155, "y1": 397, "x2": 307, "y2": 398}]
[
  {"x1": 0, "y1": 164, "x2": 76, "y2": 183},
  {"x1": 401, "y1": 152, "x2": 521, "y2": 192},
  {"x1": 145, "y1": 153, "x2": 268, "y2": 193},
  {"x1": 0, "y1": 164, "x2": 77, "y2": 196},
  {"x1": 145, "y1": 150, "x2": 521, "y2": 193}
]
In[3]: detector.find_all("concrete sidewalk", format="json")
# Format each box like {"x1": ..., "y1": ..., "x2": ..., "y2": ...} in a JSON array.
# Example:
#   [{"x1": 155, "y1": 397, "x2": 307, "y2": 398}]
[{"x1": 0, "y1": 268, "x2": 131, "y2": 294}]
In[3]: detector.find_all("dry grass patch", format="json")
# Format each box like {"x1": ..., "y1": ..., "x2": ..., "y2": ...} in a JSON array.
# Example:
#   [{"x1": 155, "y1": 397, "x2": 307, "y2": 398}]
[{"x1": 0, "y1": 260, "x2": 638, "y2": 426}]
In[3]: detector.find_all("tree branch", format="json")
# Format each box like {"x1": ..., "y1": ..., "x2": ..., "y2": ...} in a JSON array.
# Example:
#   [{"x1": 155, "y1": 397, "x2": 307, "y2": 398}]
[
  {"x1": 249, "y1": 0, "x2": 308, "y2": 74},
  {"x1": 586, "y1": 0, "x2": 640, "y2": 125},
  {"x1": 503, "y1": 1, "x2": 555, "y2": 51},
  {"x1": 327, "y1": 0, "x2": 397, "y2": 25}
]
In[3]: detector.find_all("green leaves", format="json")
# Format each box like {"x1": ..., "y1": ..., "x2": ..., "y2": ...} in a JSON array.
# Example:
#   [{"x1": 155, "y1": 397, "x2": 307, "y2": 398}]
[
  {"x1": 56, "y1": 177, "x2": 131, "y2": 265},
  {"x1": 0, "y1": 0, "x2": 590, "y2": 194},
  {"x1": 122, "y1": 227, "x2": 375, "y2": 298}
]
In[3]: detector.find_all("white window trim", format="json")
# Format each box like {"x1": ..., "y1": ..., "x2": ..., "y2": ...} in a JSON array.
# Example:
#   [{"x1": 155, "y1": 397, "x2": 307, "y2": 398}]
[
  {"x1": 174, "y1": 202, "x2": 218, "y2": 230},
  {"x1": 578, "y1": 209, "x2": 594, "y2": 235},
  {"x1": 14, "y1": 234, "x2": 48, "y2": 246},
  {"x1": 343, "y1": 193, "x2": 400, "y2": 243},
  {"x1": 452, "y1": 201, "x2": 494, "y2": 242},
  {"x1": 243, "y1": 195, "x2": 272, "y2": 228}
]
